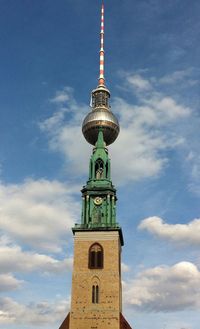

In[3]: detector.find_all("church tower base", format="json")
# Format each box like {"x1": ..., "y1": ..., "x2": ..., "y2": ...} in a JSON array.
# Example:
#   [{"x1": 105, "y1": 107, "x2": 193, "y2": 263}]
[
  {"x1": 59, "y1": 312, "x2": 132, "y2": 329},
  {"x1": 59, "y1": 230, "x2": 132, "y2": 329}
]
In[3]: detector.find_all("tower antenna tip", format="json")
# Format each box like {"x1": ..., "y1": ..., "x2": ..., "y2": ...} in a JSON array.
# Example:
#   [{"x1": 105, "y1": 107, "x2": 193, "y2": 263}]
[{"x1": 98, "y1": 2, "x2": 105, "y2": 86}]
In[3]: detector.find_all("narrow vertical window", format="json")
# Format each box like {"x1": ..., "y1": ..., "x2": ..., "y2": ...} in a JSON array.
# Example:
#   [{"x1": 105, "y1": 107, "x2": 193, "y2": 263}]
[
  {"x1": 90, "y1": 160, "x2": 93, "y2": 179},
  {"x1": 97, "y1": 250, "x2": 103, "y2": 268},
  {"x1": 90, "y1": 250, "x2": 96, "y2": 268},
  {"x1": 92, "y1": 285, "x2": 95, "y2": 303},
  {"x1": 96, "y1": 285, "x2": 99, "y2": 303},
  {"x1": 92, "y1": 285, "x2": 99, "y2": 304},
  {"x1": 105, "y1": 161, "x2": 108, "y2": 178},
  {"x1": 89, "y1": 243, "x2": 103, "y2": 269}
]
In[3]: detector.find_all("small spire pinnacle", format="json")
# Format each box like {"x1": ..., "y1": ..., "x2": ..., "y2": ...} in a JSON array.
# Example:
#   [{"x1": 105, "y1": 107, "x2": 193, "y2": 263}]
[
  {"x1": 98, "y1": 2, "x2": 105, "y2": 86},
  {"x1": 96, "y1": 128, "x2": 105, "y2": 149}
]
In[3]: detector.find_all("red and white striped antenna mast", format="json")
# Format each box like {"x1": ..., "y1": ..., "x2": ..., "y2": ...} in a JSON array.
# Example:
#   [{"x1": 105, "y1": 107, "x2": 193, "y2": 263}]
[
  {"x1": 99, "y1": 2, "x2": 105, "y2": 86},
  {"x1": 83, "y1": 2, "x2": 120, "y2": 146}
]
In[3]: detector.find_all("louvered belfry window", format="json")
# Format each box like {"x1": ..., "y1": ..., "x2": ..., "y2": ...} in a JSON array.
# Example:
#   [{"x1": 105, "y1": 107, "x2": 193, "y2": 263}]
[{"x1": 89, "y1": 243, "x2": 103, "y2": 269}]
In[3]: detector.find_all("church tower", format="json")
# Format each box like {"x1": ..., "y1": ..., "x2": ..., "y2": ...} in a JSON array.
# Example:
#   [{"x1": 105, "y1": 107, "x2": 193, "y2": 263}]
[{"x1": 59, "y1": 3, "x2": 132, "y2": 329}]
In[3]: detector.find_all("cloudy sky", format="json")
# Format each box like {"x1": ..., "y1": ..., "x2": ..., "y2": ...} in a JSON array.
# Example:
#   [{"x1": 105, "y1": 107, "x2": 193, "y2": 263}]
[{"x1": 0, "y1": 1, "x2": 200, "y2": 329}]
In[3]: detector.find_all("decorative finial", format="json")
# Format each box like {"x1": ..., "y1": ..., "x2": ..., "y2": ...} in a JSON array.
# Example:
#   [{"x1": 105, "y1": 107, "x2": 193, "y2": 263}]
[{"x1": 99, "y1": 3, "x2": 105, "y2": 86}]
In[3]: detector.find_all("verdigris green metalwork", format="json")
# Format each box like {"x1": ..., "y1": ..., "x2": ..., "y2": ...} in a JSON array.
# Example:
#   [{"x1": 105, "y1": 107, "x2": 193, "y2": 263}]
[{"x1": 73, "y1": 129, "x2": 123, "y2": 244}]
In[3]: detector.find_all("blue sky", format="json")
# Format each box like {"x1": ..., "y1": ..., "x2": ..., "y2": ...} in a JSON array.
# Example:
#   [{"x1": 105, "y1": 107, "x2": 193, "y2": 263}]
[{"x1": 0, "y1": 0, "x2": 200, "y2": 328}]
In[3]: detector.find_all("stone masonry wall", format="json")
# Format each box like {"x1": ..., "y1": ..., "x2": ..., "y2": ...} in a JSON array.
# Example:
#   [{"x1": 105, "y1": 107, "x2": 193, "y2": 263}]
[{"x1": 69, "y1": 231, "x2": 122, "y2": 329}]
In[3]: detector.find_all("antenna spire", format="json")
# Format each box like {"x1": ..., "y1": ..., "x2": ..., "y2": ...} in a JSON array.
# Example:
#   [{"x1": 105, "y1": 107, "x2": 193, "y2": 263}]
[
  {"x1": 99, "y1": 2, "x2": 105, "y2": 86},
  {"x1": 82, "y1": 2, "x2": 120, "y2": 147}
]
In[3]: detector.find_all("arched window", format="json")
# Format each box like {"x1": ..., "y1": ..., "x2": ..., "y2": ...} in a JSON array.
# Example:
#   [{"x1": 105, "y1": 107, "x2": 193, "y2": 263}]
[
  {"x1": 95, "y1": 158, "x2": 104, "y2": 179},
  {"x1": 92, "y1": 285, "x2": 99, "y2": 304},
  {"x1": 89, "y1": 243, "x2": 103, "y2": 269}
]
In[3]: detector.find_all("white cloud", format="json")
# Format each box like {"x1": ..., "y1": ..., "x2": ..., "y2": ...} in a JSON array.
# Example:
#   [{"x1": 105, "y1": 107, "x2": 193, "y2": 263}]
[
  {"x1": 138, "y1": 216, "x2": 200, "y2": 246},
  {"x1": 0, "y1": 297, "x2": 70, "y2": 325},
  {"x1": 40, "y1": 87, "x2": 90, "y2": 177},
  {"x1": 0, "y1": 179, "x2": 79, "y2": 252},
  {"x1": 159, "y1": 69, "x2": 198, "y2": 86},
  {"x1": 109, "y1": 92, "x2": 188, "y2": 183},
  {"x1": 50, "y1": 86, "x2": 73, "y2": 104},
  {"x1": 0, "y1": 274, "x2": 23, "y2": 292},
  {"x1": 144, "y1": 95, "x2": 190, "y2": 120},
  {"x1": 124, "y1": 262, "x2": 200, "y2": 312},
  {"x1": 121, "y1": 262, "x2": 130, "y2": 272},
  {"x1": 0, "y1": 241, "x2": 72, "y2": 275},
  {"x1": 186, "y1": 152, "x2": 200, "y2": 196},
  {"x1": 126, "y1": 74, "x2": 152, "y2": 91}
]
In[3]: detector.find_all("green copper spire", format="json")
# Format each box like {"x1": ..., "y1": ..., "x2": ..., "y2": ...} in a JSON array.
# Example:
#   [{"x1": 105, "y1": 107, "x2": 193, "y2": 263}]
[
  {"x1": 88, "y1": 129, "x2": 111, "y2": 184},
  {"x1": 73, "y1": 128, "x2": 123, "y2": 243},
  {"x1": 96, "y1": 128, "x2": 104, "y2": 148},
  {"x1": 81, "y1": 129, "x2": 118, "y2": 228}
]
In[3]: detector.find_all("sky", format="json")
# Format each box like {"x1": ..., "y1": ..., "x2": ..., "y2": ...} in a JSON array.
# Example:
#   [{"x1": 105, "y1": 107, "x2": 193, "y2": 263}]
[{"x1": 0, "y1": 0, "x2": 200, "y2": 328}]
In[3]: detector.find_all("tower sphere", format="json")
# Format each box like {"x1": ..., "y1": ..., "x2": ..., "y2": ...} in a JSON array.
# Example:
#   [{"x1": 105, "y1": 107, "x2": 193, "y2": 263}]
[{"x1": 82, "y1": 107, "x2": 120, "y2": 146}]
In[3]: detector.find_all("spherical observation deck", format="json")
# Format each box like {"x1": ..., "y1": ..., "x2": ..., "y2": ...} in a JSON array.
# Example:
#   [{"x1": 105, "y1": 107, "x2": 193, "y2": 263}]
[
  {"x1": 82, "y1": 108, "x2": 119, "y2": 146},
  {"x1": 82, "y1": 84, "x2": 120, "y2": 146}
]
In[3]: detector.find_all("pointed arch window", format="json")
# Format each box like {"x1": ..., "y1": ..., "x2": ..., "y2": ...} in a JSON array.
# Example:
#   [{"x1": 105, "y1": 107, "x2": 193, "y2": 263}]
[
  {"x1": 89, "y1": 243, "x2": 103, "y2": 269},
  {"x1": 95, "y1": 158, "x2": 104, "y2": 179},
  {"x1": 92, "y1": 285, "x2": 99, "y2": 303}
]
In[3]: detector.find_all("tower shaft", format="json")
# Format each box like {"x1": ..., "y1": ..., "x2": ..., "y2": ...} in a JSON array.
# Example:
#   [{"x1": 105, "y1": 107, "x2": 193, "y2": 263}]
[{"x1": 69, "y1": 231, "x2": 122, "y2": 329}]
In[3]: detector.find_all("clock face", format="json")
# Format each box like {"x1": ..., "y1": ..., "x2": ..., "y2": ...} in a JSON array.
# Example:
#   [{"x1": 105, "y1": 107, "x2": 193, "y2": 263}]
[{"x1": 94, "y1": 197, "x2": 103, "y2": 206}]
